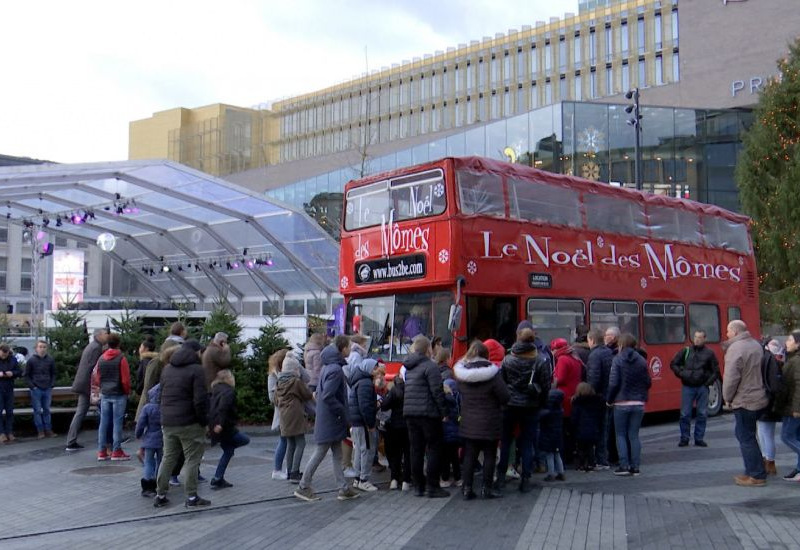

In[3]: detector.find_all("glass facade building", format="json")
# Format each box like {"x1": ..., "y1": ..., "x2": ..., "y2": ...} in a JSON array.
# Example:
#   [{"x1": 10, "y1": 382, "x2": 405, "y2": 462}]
[{"x1": 267, "y1": 100, "x2": 752, "y2": 237}]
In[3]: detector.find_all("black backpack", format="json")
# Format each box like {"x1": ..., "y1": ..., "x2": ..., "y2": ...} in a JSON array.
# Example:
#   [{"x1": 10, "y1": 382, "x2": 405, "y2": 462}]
[{"x1": 762, "y1": 350, "x2": 783, "y2": 398}]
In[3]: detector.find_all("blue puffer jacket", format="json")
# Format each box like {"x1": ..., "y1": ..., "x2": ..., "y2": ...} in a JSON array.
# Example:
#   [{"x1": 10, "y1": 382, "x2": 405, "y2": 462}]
[
  {"x1": 313, "y1": 344, "x2": 349, "y2": 444},
  {"x1": 347, "y1": 358, "x2": 378, "y2": 428},
  {"x1": 586, "y1": 345, "x2": 614, "y2": 396},
  {"x1": 606, "y1": 348, "x2": 652, "y2": 404},
  {"x1": 135, "y1": 385, "x2": 163, "y2": 449},
  {"x1": 538, "y1": 389, "x2": 564, "y2": 453}
]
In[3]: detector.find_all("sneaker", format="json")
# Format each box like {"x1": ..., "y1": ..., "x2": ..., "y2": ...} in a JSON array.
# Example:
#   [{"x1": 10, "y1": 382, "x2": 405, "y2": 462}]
[
  {"x1": 5, "y1": 434, "x2": 14, "y2": 443},
  {"x1": 153, "y1": 495, "x2": 169, "y2": 508},
  {"x1": 678, "y1": 439, "x2": 689, "y2": 447},
  {"x1": 288, "y1": 472, "x2": 302, "y2": 484},
  {"x1": 337, "y1": 487, "x2": 360, "y2": 501},
  {"x1": 197, "y1": 473, "x2": 208, "y2": 483},
  {"x1": 595, "y1": 464, "x2": 610, "y2": 471},
  {"x1": 65, "y1": 443, "x2": 83, "y2": 452},
  {"x1": 0, "y1": 434, "x2": 6, "y2": 443},
  {"x1": 440, "y1": 479, "x2": 452, "y2": 488},
  {"x1": 37, "y1": 432, "x2": 45, "y2": 440},
  {"x1": 210, "y1": 478, "x2": 233, "y2": 490},
  {"x1": 271, "y1": 470, "x2": 288, "y2": 481},
  {"x1": 629, "y1": 468, "x2": 641, "y2": 476},
  {"x1": 694, "y1": 440, "x2": 708, "y2": 448},
  {"x1": 356, "y1": 479, "x2": 378, "y2": 492},
  {"x1": 343, "y1": 467, "x2": 358, "y2": 478},
  {"x1": 110, "y1": 449, "x2": 131, "y2": 461},
  {"x1": 389, "y1": 479, "x2": 399, "y2": 490},
  {"x1": 401, "y1": 482, "x2": 412, "y2": 492},
  {"x1": 507, "y1": 467, "x2": 521, "y2": 480},
  {"x1": 735, "y1": 475, "x2": 766, "y2": 487},
  {"x1": 97, "y1": 449, "x2": 110, "y2": 461},
  {"x1": 614, "y1": 467, "x2": 632, "y2": 476},
  {"x1": 426, "y1": 487, "x2": 450, "y2": 498},
  {"x1": 543, "y1": 475, "x2": 555, "y2": 482},
  {"x1": 294, "y1": 486, "x2": 321, "y2": 502},
  {"x1": 455, "y1": 480, "x2": 463, "y2": 487},
  {"x1": 782, "y1": 469, "x2": 800, "y2": 481},
  {"x1": 185, "y1": 495, "x2": 211, "y2": 507},
  {"x1": 169, "y1": 476, "x2": 181, "y2": 486},
  {"x1": 555, "y1": 473, "x2": 566, "y2": 481}
]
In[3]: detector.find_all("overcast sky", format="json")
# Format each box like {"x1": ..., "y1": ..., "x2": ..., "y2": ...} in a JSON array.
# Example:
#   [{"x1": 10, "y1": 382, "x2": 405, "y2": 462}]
[{"x1": 0, "y1": 0, "x2": 578, "y2": 164}]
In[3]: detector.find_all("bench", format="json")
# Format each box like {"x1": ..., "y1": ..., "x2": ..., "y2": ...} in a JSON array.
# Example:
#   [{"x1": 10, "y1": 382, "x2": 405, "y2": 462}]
[{"x1": 13, "y1": 387, "x2": 97, "y2": 416}]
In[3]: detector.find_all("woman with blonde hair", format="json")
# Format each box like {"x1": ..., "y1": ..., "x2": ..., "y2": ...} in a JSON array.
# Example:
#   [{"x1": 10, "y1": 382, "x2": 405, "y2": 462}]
[
  {"x1": 209, "y1": 369, "x2": 250, "y2": 489},
  {"x1": 268, "y1": 348, "x2": 290, "y2": 480}
]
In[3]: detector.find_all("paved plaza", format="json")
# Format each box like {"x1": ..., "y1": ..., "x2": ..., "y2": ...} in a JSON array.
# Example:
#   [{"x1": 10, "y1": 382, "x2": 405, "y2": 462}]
[{"x1": 1, "y1": 415, "x2": 799, "y2": 549}]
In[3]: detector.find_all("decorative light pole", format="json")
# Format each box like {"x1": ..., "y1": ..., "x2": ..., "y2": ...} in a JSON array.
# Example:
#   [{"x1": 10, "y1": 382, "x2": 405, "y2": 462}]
[{"x1": 625, "y1": 88, "x2": 643, "y2": 191}]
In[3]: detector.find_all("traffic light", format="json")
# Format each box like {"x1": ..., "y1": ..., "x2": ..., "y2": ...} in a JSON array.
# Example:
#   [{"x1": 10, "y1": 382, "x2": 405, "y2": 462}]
[{"x1": 625, "y1": 88, "x2": 641, "y2": 128}]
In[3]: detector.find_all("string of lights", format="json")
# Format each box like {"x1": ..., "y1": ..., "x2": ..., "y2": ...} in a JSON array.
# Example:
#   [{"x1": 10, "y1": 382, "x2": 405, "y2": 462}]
[
  {"x1": 6, "y1": 194, "x2": 139, "y2": 227},
  {"x1": 127, "y1": 250, "x2": 275, "y2": 277}
]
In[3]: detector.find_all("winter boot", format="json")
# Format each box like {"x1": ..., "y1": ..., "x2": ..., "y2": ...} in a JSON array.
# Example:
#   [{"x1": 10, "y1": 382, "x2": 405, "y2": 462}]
[
  {"x1": 765, "y1": 459, "x2": 778, "y2": 476},
  {"x1": 494, "y1": 471, "x2": 506, "y2": 491},
  {"x1": 482, "y1": 481, "x2": 504, "y2": 499},
  {"x1": 141, "y1": 478, "x2": 156, "y2": 498},
  {"x1": 462, "y1": 486, "x2": 476, "y2": 500},
  {"x1": 519, "y1": 476, "x2": 533, "y2": 493}
]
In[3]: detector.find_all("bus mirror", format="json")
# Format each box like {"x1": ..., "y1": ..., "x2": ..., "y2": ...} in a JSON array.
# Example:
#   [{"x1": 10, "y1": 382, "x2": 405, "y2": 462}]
[{"x1": 447, "y1": 304, "x2": 463, "y2": 332}]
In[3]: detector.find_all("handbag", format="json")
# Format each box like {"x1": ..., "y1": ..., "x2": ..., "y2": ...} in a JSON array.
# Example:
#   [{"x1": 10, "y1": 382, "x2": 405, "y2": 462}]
[{"x1": 527, "y1": 364, "x2": 542, "y2": 401}]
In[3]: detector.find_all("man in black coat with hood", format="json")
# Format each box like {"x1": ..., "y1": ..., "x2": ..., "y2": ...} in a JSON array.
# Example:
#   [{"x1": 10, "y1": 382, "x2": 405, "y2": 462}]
[
  {"x1": 154, "y1": 340, "x2": 210, "y2": 509},
  {"x1": 402, "y1": 335, "x2": 449, "y2": 498}
]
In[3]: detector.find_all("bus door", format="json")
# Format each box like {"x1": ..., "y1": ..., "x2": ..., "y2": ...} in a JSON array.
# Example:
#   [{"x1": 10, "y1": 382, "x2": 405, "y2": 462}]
[{"x1": 466, "y1": 296, "x2": 518, "y2": 350}]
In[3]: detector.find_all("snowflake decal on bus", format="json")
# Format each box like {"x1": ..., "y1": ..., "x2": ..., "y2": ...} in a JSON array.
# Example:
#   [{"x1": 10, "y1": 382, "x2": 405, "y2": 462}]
[
  {"x1": 346, "y1": 202, "x2": 354, "y2": 215},
  {"x1": 597, "y1": 236, "x2": 605, "y2": 248},
  {"x1": 340, "y1": 276, "x2": 349, "y2": 289},
  {"x1": 738, "y1": 256, "x2": 744, "y2": 266},
  {"x1": 640, "y1": 277, "x2": 647, "y2": 289},
  {"x1": 467, "y1": 261, "x2": 478, "y2": 275},
  {"x1": 433, "y1": 182, "x2": 445, "y2": 198},
  {"x1": 438, "y1": 249, "x2": 450, "y2": 264}
]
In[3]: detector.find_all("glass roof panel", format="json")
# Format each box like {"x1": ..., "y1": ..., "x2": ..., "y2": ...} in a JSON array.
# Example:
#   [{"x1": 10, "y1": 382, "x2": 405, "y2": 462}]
[{"x1": 219, "y1": 197, "x2": 285, "y2": 216}]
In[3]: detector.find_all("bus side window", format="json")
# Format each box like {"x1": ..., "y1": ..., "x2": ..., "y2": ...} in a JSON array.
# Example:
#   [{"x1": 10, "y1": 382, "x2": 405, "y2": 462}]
[
  {"x1": 457, "y1": 170, "x2": 505, "y2": 217},
  {"x1": 589, "y1": 300, "x2": 640, "y2": 339},
  {"x1": 689, "y1": 303, "x2": 720, "y2": 343},
  {"x1": 728, "y1": 306, "x2": 741, "y2": 322},
  {"x1": 643, "y1": 302, "x2": 686, "y2": 344}
]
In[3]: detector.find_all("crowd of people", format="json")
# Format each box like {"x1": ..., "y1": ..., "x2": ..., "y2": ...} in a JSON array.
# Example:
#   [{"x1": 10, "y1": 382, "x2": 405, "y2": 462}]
[{"x1": 0, "y1": 316, "x2": 799, "y2": 508}]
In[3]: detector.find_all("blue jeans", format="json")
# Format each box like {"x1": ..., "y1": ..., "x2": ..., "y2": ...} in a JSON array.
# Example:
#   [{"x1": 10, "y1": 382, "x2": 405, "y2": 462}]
[
  {"x1": 0, "y1": 385, "x2": 14, "y2": 435},
  {"x1": 614, "y1": 405, "x2": 645, "y2": 469},
  {"x1": 733, "y1": 408, "x2": 767, "y2": 479},
  {"x1": 757, "y1": 420, "x2": 777, "y2": 460},
  {"x1": 98, "y1": 395, "x2": 127, "y2": 451},
  {"x1": 30, "y1": 387, "x2": 52, "y2": 433},
  {"x1": 274, "y1": 436, "x2": 287, "y2": 471},
  {"x1": 215, "y1": 431, "x2": 250, "y2": 480},
  {"x1": 679, "y1": 385, "x2": 709, "y2": 442},
  {"x1": 143, "y1": 447, "x2": 163, "y2": 480},
  {"x1": 780, "y1": 416, "x2": 800, "y2": 470},
  {"x1": 498, "y1": 407, "x2": 538, "y2": 478},
  {"x1": 545, "y1": 451, "x2": 564, "y2": 475}
]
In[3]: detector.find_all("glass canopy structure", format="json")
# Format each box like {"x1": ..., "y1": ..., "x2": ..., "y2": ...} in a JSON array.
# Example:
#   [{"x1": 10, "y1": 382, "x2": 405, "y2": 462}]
[{"x1": 0, "y1": 160, "x2": 339, "y2": 306}]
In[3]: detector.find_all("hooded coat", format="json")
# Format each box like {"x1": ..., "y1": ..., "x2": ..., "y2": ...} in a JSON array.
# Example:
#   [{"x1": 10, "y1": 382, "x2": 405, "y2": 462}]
[
  {"x1": 722, "y1": 330, "x2": 768, "y2": 411},
  {"x1": 500, "y1": 341, "x2": 551, "y2": 409},
  {"x1": 380, "y1": 378, "x2": 407, "y2": 430},
  {"x1": 0, "y1": 354, "x2": 21, "y2": 390},
  {"x1": 607, "y1": 348, "x2": 652, "y2": 404},
  {"x1": 202, "y1": 341, "x2": 232, "y2": 390},
  {"x1": 136, "y1": 351, "x2": 159, "y2": 396},
  {"x1": 347, "y1": 357, "x2": 378, "y2": 428},
  {"x1": 208, "y1": 378, "x2": 238, "y2": 441},
  {"x1": 402, "y1": 352, "x2": 448, "y2": 419},
  {"x1": 304, "y1": 340, "x2": 324, "y2": 387},
  {"x1": 442, "y1": 379, "x2": 461, "y2": 443},
  {"x1": 136, "y1": 345, "x2": 178, "y2": 421},
  {"x1": 539, "y1": 389, "x2": 565, "y2": 453},
  {"x1": 586, "y1": 345, "x2": 614, "y2": 396},
  {"x1": 553, "y1": 343, "x2": 584, "y2": 417},
  {"x1": 135, "y1": 385, "x2": 163, "y2": 449},
  {"x1": 159, "y1": 343, "x2": 208, "y2": 427},
  {"x1": 72, "y1": 337, "x2": 104, "y2": 395},
  {"x1": 454, "y1": 358, "x2": 510, "y2": 440},
  {"x1": 276, "y1": 370, "x2": 314, "y2": 437},
  {"x1": 313, "y1": 344, "x2": 349, "y2": 444},
  {"x1": 571, "y1": 393, "x2": 605, "y2": 443}
]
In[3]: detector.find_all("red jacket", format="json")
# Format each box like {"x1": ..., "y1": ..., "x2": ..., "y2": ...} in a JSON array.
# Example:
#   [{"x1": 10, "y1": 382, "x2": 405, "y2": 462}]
[{"x1": 554, "y1": 349, "x2": 583, "y2": 417}]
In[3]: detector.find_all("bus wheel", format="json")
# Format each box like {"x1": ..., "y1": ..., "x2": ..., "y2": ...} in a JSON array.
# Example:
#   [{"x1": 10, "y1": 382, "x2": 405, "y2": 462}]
[{"x1": 707, "y1": 380, "x2": 723, "y2": 417}]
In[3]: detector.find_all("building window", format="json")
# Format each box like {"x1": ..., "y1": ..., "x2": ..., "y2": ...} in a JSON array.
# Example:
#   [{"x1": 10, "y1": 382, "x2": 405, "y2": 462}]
[
  {"x1": 455, "y1": 65, "x2": 462, "y2": 94},
  {"x1": 491, "y1": 92, "x2": 499, "y2": 119},
  {"x1": 479, "y1": 59, "x2": 486, "y2": 87},
  {"x1": 262, "y1": 300, "x2": 283, "y2": 316},
  {"x1": 672, "y1": 51, "x2": 680, "y2": 81},
  {"x1": 0, "y1": 258, "x2": 6, "y2": 291},
  {"x1": 83, "y1": 262, "x2": 88, "y2": 294},
  {"x1": 545, "y1": 43, "x2": 552, "y2": 72},
  {"x1": 622, "y1": 62, "x2": 630, "y2": 92},
  {"x1": 478, "y1": 95, "x2": 486, "y2": 120},
  {"x1": 21, "y1": 258, "x2": 32, "y2": 292},
  {"x1": 0, "y1": 226, "x2": 7, "y2": 243},
  {"x1": 559, "y1": 39, "x2": 567, "y2": 71},
  {"x1": 605, "y1": 26, "x2": 612, "y2": 61},
  {"x1": 637, "y1": 18, "x2": 646, "y2": 55},
  {"x1": 307, "y1": 298, "x2": 327, "y2": 315},
  {"x1": 606, "y1": 66, "x2": 613, "y2": 94},
  {"x1": 590, "y1": 70, "x2": 597, "y2": 98},
  {"x1": 284, "y1": 299, "x2": 305, "y2": 316},
  {"x1": 531, "y1": 45, "x2": 538, "y2": 74},
  {"x1": 589, "y1": 30, "x2": 597, "y2": 64},
  {"x1": 574, "y1": 74, "x2": 582, "y2": 100},
  {"x1": 655, "y1": 13, "x2": 663, "y2": 49},
  {"x1": 491, "y1": 55, "x2": 499, "y2": 86},
  {"x1": 517, "y1": 50, "x2": 525, "y2": 79},
  {"x1": 638, "y1": 59, "x2": 646, "y2": 87},
  {"x1": 503, "y1": 52, "x2": 510, "y2": 83},
  {"x1": 621, "y1": 22, "x2": 629, "y2": 56},
  {"x1": 467, "y1": 62, "x2": 474, "y2": 90},
  {"x1": 672, "y1": 10, "x2": 679, "y2": 44},
  {"x1": 531, "y1": 83, "x2": 538, "y2": 109},
  {"x1": 545, "y1": 81, "x2": 552, "y2": 103},
  {"x1": 503, "y1": 90, "x2": 511, "y2": 116},
  {"x1": 574, "y1": 35, "x2": 582, "y2": 67},
  {"x1": 559, "y1": 76, "x2": 567, "y2": 100},
  {"x1": 656, "y1": 55, "x2": 664, "y2": 85},
  {"x1": 516, "y1": 86, "x2": 525, "y2": 114}
]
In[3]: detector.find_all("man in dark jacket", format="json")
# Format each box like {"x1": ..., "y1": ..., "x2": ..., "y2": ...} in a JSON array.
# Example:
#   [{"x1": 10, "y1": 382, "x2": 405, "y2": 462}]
[
  {"x1": 403, "y1": 335, "x2": 449, "y2": 498},
  {"x1": 295, "y1": 335, "x2": 360, "y2": 502},
  {"x1": 670, "y1": 330, "x2": 720, "y2": 447},
  {"x1": 586, "y1": 328, "x2": 615, "y2": 468},
  {"x1": 0, "y1": 344, "x2": 21, "y2": 443},
  {"x1": 154, "y1": 340, "x2": 210, "y2": 508},
  {"x1": 67, "y1": 328, "x2": 108, "y2": 451},
  {"x1": 94, "y1": 333, "x2": 132, "y2": 460},
  {"x1": 25, "y1": 341, "x2": 57, "y2": 439}
]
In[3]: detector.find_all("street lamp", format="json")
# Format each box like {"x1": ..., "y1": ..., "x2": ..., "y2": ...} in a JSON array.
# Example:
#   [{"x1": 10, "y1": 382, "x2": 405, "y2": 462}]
[{"x1": 625, "y1": 88, "x2": 643, "y2": 191}]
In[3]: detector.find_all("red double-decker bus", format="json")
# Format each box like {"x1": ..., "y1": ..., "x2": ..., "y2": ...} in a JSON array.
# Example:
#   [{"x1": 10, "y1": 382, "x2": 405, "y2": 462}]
[{"x1": 339, "y1": 156, "x2": 759, "y2": 414}]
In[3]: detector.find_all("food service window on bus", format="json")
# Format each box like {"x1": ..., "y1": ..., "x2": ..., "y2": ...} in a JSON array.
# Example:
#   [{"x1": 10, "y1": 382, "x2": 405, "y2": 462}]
[
  {"x1": 643, "y1": 302, "x2": 686, "y2": 344},
  {"x1": 701, "y1": 215, "x2": 751, "y2": 254},
  {"x1": 346, "y1": 292, "x2": 453, "y2": 361},
  {"x1": 688, "y1": 303, "x2": 720, "y2": 343},
  {"x1": 508, "y1": 177, "x2": 582, "y2": 228},
  {"x1": 728, "y1": 306, "x2": 741, "y2": 322},
  {"x1": 457, "y1": 170, "x2": 506, "y2": 217},
  {"x1": 590, "y1": 300, "x2": 640, "y2": 338},
  {"x1": 647, "y1": 205, "x2": 702, "y2": 245},
  {"x1": 527, "y1": 298, "x2": 586, "y2": 345},
  {"x1": 585, "y1": 194, "x2": 648, "y2": 237},
  {"x1": 344, "y1": 169, "x2": 446, "y2": 230}
]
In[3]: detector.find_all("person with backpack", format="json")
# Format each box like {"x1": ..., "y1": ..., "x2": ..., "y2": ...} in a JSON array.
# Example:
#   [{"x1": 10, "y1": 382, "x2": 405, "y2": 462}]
[
  {"x1": 775, "y1": 331, "x2": 800, "y2": 481},
  {"x1": 669, "y1": 330, "x2": 720, "y2": 448},
  {"x1": 757, "y1": 339, "x2": 784, "y2": 476}
]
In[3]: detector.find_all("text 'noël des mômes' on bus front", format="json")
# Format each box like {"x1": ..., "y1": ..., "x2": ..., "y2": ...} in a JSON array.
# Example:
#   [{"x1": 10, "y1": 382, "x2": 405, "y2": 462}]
[{"x1": 480, "y1": 232, "x2": 743, "y2": 283}]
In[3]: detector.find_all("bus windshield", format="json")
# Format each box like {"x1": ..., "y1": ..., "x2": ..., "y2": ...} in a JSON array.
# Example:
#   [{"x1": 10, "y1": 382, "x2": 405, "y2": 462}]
[{"x1": 346, "y1": 291, "x2": 454, "y2": 361}]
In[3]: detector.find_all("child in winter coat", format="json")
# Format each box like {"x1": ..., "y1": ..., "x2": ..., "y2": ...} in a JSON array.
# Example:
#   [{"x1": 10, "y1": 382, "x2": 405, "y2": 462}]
[
  {"x1": 441, "y1": 378, "x2": 462, "y2": 487},
  {"x1": 275, "y1": 355, "x2": 314, "y2": 483},
  {"x1": 346, "y1": 351, "x2": 381, "y2": 492},
  {"x1": 539, "y1": 389, "x2": 566, "y2": 481},
  {"x1": 570, "y1": 382, "x2": 606, "y2": 471},
  {"x1": 209, "y1": 369, "x2": 250, "y2": 489},
  {"x1": 135, "y1": 384, "x2": 163, "y2": 497},
  {"x1": 380, "y1": 375, "x2": 412, "y2": 490}
]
